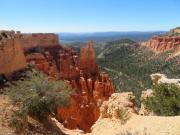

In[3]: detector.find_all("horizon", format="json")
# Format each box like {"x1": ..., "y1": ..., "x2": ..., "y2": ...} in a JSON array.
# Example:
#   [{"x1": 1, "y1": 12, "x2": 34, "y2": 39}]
[
  {"x1": 0, "y1": 0, "x2": 180, "y2": 33},
  {"x1": 0, "y1": 30, "x2": 168, "y2": 34}
]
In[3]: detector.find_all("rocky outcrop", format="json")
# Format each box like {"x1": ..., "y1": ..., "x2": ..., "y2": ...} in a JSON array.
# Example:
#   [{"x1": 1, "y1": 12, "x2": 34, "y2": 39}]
[
  {"x1": 139, "y1": 89, "x2": 153, "y2": 116},
  {"x1": 150, "y1": 73, "x2": 180, "y2": 87},
  {"x1": 146, "y1": 35, "x2": 180, "y2": 53},
  {"x1": 24, "y1": 39, "x2": 115, "y2": 132},
  {"x1": 170, "y1": 27, "x2": 180, "y2": 35},
  {"x1": 26, "y1": 52, "x2": 59, "y2": 79},
  {"x1": 22, "y1": 33, "x2": 62, "y2": 79},
  {"x1": 0, "y1": 31, "x2": 26, "y2": 77},
  {"x1": 139, "y1": 73, "x2": 180, "y2": 116},
  {"x1": 57, "y1": 42, "x2": 115, "y2": 132},
  {"x1": 21, "y1": 33, "x2": 59, "y2": 53},
  {"x1": 100, "y1": 92, "x2": 136, "y2": 119},
  {"x1": 79, "y1": 41, "x2": 98, "y2": 75}
]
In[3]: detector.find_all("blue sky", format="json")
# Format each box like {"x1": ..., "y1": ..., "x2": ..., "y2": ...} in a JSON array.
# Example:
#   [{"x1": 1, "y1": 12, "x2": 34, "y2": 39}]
[{"x1": 0, "y1": 0, "x2": 180, "y2": 33}]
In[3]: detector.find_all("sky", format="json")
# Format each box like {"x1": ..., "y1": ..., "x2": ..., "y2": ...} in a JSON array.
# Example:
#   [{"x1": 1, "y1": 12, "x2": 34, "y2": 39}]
[{"x1": 0, "y1": 0, "x2": 180, "y2": 33}]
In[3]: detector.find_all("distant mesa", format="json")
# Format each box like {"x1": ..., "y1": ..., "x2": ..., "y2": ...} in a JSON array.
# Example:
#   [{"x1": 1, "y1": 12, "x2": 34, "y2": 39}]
[{"x1": 169, "y1": 27, "x2": 180, "y2": 35}]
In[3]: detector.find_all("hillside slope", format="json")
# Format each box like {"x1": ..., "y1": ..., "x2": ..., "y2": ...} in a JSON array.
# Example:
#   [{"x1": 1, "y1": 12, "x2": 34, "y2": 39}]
[{"x1": 96, "y1": 39, "x2": 180, "y2": 92}]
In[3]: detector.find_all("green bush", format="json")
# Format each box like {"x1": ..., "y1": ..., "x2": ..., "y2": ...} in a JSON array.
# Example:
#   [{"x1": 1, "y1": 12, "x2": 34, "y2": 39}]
[
  {"x1": 9, "y1": 111, "x2": 27, "y2": 133},
  {"x1": 144, "y1": 83, "x2": 180, "y2": 116},
  {"x1": 116, "y1": 108, "x2": 129, "y2": 124},
  {"x1": 7, "y1": 70, "x2": 73, "y2": 120}
]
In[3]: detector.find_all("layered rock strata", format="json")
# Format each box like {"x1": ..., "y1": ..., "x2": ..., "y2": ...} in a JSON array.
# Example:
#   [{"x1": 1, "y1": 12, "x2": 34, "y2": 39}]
[
  {"x1": 21, "y1": 33, "x2": 59, "y2": 53},
  {"x1": 146, "y1": 36, "x2": 180, "y2": 53},
  {"x1": 57, "y1": 43, "x2": 115, "y2": 132},
  {"x1": 0, "y1": 31, "x2": 26, "y2": 77}
]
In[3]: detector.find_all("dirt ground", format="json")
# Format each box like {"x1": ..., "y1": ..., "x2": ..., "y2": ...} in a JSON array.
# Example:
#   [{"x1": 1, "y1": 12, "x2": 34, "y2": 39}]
[{"x1": 0, "y1": 94, "x2": 15, "y2": 135}]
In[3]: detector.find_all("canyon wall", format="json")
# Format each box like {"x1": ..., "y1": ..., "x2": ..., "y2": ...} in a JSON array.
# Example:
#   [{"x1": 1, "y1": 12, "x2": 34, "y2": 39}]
[
  {"x1": 146, "y1": 35, "x2": 180, "y2": 53},
  {"x1": 21, "y1": 33, "x2": 59, "y2": 53},
  {"x1": 170, "y1": 27, "x2": 180, "y2": 35},
  {"x1": 0, "y1": 31, "x2": 26, "y2": 76}
]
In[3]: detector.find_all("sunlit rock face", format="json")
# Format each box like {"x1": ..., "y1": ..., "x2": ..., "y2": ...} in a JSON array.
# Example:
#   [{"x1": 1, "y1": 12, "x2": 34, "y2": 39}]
[
  {"x1": 26, "y1": 52, "x2": 59, "y2": 79},
  {"x1": 100, "y1": 92, "x2": 136, "y2": 119},
  {"x1": 57, "y1": 42, "x2": 115, "y2": 132},
  {"x1": 150, "y1": 73, "x2": 180, "y2": 87},
  {"x1": 21, "y1": 33, "x2": 59, "y2": 53},
  {"x1": 24, "y1": 37, "x2": 115, "y2": 132},
  {"x1": 0, "y1": 31, "x2": 26, "y2": 77},
  {"x1": 139, "y1": 89, "x2": 153, "y2": 116},
  {"x1": 21, "y1": 33, "x2": 62, "y2": 80},
  {"x1": 146, "y1": 36, "x2": 180, "y2": 53},
  {"x1": 79, "y1": 41, "x2": 98, "y2": 75}
]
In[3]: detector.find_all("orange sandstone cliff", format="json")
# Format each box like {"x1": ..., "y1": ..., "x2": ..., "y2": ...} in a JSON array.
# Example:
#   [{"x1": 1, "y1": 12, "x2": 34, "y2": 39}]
[
  {"x1": 146, "y1": 35, "x2": 180, "y2": 53},
  {"x1": 0, "y1": 31, "x2": 26, "y2": 77},
  {"x1": 21, "y1": 33, "x2": 59, "y2": 53},
  {"x1": 57, "y1": 43, "x2": 115, "y2": 132}
]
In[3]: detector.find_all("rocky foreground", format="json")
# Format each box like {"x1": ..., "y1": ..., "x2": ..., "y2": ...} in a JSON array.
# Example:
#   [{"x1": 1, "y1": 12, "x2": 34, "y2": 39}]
[{"x1": 48, "y1": 92, "x2": 180, "y2": 135}]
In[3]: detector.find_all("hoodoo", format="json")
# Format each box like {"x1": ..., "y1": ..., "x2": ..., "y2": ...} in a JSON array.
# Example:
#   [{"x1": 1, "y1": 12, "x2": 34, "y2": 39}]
[{"x1": 25, "y1": 39, "x2": 115, "y2": 132}]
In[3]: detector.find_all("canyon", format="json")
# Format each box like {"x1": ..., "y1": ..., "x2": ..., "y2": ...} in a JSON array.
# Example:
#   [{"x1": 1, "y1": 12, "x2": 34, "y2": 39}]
[
  {"x1": 0, "y1": 30, "x2": 115, "y2": 132},
  {"x1": 1, "y1": 30, "x2": 179, "y2": 135}
]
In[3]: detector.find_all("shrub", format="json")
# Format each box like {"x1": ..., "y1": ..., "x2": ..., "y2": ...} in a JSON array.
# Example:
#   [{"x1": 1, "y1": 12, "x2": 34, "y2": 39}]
[
  {"x1": 144, "y1": 83, "x2": 180, "y2": 116},
  {"x1": 7, "y1": 70, "x2": 73, "y2": 120},
  {"x1": 116, "y1": 108, "x2": 129, "y2": 124},
  {"x1": 9, "y1": 111, "x2": 27, "y2": 133}
]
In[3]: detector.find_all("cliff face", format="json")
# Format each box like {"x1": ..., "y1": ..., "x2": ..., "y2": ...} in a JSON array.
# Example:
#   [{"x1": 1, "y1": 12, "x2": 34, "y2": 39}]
[
  {"x1": 0, "y1": 31, "x2": 26, "y2": 77},
  {"x1": 170, "y1": 27, "x2": 180, "y2": 35},
  {"x1": 24, "y1": 39, "x2": 115, "y2": 132},
  {"x1": 146, "y1": 36, "x2": 180, "y2": 53},
  {"x1": 21, "y1": 33, "x2": 59, "y2": 53}
]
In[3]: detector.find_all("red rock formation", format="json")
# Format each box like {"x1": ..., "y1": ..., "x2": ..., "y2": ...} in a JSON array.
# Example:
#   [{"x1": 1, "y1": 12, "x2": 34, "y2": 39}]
[
  {"x1": 57, "y1": 72, "x2": 115, "y2": 132},
  {"x1": 21, "y1": 33, "x2": 59, "y2": 53},
  {"x1": 0, "y1": 30, "x2": 115, "y2": 132},
  {"x1": 22, "y1": 36, "x2": 115, "y2": 132},
  {"x1": 79, "y1": 41, "x2": 98, "y2": 75},
  {"x1": 146, "y1": 36, "x2": 180, "y2": 53},
  {"x1": 59, "y1": 48, "x2": 80, "y2": 80},
  {"x1": 0, "y1": 31, "x2": 26, "y2": 77},
  {"x1": 26, "y1": 52, "x2": 59, "y2": 79},
  {"x1": 57, "y1": 42, "x2": 115, "y2": 132},
  {"x1": 21, "y1": 33, "x2": 62, "y2": 79}
]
